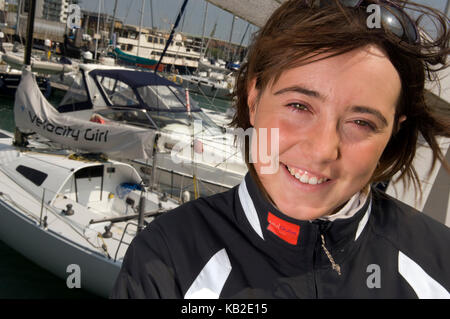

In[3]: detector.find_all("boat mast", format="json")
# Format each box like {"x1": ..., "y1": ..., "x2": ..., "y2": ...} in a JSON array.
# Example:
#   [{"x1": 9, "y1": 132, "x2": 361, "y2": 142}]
[
  {"x1": 233, "y1": 22, "x2": 250, "y2": 62},
  {"x1": 24, "y1": 0, "x2": 36, "y2": 66},
  {"x1": 201, "y1": 19, "x2": 217, "y2": 60},
  {"x1": 446, "y1": 0, "x2": 450, "y2": 18},
  {"x1": 137, "y1": 0, "x2": 145, "y2": 58},
  {"x1": 110, "y1": 0, "x2": 119, "y2": 44},
  {"x1": 226, "y1": 15, "x2": 236, "y2": 62},
  {"x1": 150, "y1": 0, "x2": 154, "y2": 30},
  {"x1": 154, "y1": 0, "x2": 189, "y2": 74},
  {"x1": 200, "y1": 1, "x2": 209, "y2": 58},
  {"x1": 94, "y1": 0, "x2": 101, "y2": 60},
  {"x1": 15, "y1": 0, "x2": 22, "y2": 38},
  {"x1": 14, "y1": 0, "x2": 36, "y2": 144}
]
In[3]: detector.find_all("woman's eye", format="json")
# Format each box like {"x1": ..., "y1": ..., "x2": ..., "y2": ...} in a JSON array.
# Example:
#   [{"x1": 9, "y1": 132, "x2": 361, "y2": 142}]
[
  {"x1": 353, "y1": 120, "x2": 376, "y2": 131},
  {"x1": 287, "y1": 103, "x2": 309, "y2": 112}
]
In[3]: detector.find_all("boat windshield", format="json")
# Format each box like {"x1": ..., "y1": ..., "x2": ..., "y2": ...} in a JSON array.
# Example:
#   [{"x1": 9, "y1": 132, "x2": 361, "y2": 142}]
[
  {"x1": 97, "y1": 76, "x2": 140, "y2": 106},
  {"x1": 58, "y1": 72, "x2": 92, "y2": 112},
  {"x1": 137, "y1": 85, "x2": 225, "y2": 136},
  {"x1": 96, "y1": 108, "x2": 223, "y2": 136},
  {"x1": 92, "y1": 71, "x2": 224, "y2": 136},
  {"x1": 95, "y1": 108, "x2": 157, "y2": 129},
  {"x1": 137, "y1": 85, "x2": 188, "y2": 110}
]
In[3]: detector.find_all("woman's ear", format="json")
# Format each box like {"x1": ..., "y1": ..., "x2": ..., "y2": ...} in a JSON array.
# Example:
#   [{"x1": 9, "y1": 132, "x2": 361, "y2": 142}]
[
  {"x1": 398, "y1": 115, "x2": 407, "y2": 125},
  {"x1": 395, "y1": 115, "x2": 407, "y2": 134},
  {"x1": 247, "y1": 78, "x2": 259, "y2": 126}
]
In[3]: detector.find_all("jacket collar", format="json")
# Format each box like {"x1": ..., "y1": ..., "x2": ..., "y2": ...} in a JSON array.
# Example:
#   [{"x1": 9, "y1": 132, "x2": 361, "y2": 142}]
[{"x1": 238, "y1": 173, "x2": 372, "y2": 251}]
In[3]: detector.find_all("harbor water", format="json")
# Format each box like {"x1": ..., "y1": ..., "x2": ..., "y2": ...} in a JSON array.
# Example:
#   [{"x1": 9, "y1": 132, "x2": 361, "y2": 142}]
[{"x1": 0, "y1": 90, "x2": 232, "y2": 299}]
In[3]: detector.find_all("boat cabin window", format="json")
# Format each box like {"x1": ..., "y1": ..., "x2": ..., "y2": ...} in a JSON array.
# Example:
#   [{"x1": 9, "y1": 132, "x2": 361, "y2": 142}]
[
  {"x1": 74, "y1": 165, "x2": 104, "y2": 179},
  {"x1": 120, "y1": 44, "x2": 134, "y2": 51},
  {"x1": 16, "y1": 165, "x2": 48, "y2": 186},
  {"x1": 137, "y1": 85, "x2": 187, "y2": 110},
  {"x1": 148, "y1": 110, "x2": 223, "y2": 136},
  {"x1": 97, "y1": 76, "x2": 139, "y2": 106},
  {"x1": 58, "y1": 72, "x2": 92, "y2": 112},
  {"x1": 160, "y1": 38, "x2": 165, "y2": 45},
  {"x1": 96, "y1": 108, "x2": 156, "y2": 129}
]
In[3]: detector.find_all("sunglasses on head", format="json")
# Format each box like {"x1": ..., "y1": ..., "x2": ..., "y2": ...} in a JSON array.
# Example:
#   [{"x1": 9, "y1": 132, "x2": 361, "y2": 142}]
[{"x1": 316, "y1": 0, "x2": 419, "y2": 44}]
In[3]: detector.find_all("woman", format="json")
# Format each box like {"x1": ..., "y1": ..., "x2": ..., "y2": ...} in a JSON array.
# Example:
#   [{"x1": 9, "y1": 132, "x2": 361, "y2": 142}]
[{"x1": 111, "y1": 0, "x2": 450, "y2": 298}]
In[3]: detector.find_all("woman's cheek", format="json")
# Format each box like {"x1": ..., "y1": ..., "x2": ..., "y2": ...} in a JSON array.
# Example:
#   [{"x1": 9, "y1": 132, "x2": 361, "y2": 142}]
[{"x1": 342, "y1": 143, "x2": 384, "y2": 178}]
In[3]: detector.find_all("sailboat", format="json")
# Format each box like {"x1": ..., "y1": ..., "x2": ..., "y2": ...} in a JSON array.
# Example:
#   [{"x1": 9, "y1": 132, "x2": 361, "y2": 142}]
[
  {"x1": 1, "y1": 67, "x2": 179, "y2": 298},
  {"x1": 0, "y1": 127, "x2": 178, "y2": 298},
  {"x1": 0, "y1": 0, "x2": 180, "y2": 298},
  {"x1": 35, "y1": 63, "x2": 247, "y2": 198}
]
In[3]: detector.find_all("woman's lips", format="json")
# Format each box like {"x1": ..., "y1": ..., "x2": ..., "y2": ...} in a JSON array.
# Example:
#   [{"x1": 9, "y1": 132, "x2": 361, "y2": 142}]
[{"x1": 282, "y1": 163, "x2": 332, "y2": 186}]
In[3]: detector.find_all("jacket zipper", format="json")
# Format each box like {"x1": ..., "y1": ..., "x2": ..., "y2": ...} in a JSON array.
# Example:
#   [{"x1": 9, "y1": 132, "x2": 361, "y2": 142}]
[
  {"x1": 320, "y1": 234, "x2": 341, "y2": 276},
  {"x1": 315, "y1": 220, "x2": 341, "y2": 275},
  {"x1": 312, "y1": 220, "x2": 342, "y2": 297},
  {"x1": 312, "y1": 238, "x2": 321, "y2": 298}
]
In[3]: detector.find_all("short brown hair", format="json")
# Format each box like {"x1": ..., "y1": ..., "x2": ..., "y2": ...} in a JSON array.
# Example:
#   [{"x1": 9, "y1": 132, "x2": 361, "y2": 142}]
[{"x1": 231, "y1": 0, "x2": 450, "y2": 191}]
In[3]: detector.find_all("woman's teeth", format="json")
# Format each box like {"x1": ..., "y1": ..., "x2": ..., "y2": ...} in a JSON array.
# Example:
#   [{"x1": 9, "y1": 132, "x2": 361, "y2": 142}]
[{"x1": 287, "y1": 165, "x2": 329, "y2": 185}]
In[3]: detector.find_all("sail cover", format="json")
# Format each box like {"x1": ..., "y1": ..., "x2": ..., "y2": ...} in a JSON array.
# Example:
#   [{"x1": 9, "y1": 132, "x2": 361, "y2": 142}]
[
  {"x1": 205, "y1": 0, "x2": 285, "y2": 27},
  {"x1": 14, "y1": 68, "x2": 156, "y2": 160}
]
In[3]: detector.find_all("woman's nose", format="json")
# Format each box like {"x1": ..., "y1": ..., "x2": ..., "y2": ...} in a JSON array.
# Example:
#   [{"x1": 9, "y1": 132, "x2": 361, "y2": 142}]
[{"x1": 301, "y1": 122, "x2": 340, "y2": 164}]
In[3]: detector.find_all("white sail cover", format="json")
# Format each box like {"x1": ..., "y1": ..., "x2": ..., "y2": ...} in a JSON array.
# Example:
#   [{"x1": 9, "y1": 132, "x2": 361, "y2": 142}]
[
  {"x1": 14, "y1": 68, "x2": 156, "y2": 160},
  {"x1": 206, "y1": 0, "x2": 286, "y2": 27}
]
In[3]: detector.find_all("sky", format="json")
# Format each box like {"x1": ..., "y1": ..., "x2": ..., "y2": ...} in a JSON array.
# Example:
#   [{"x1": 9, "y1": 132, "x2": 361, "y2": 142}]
[
  {"x1": 77, "y1": 0, "x2": 449, "y2": 44},
  {"x1": 8, "y1": 0, "x2": 448, "y2": 45},
  {"x1": 78, "y1": 0, "x2": 259, "y2": 45}
]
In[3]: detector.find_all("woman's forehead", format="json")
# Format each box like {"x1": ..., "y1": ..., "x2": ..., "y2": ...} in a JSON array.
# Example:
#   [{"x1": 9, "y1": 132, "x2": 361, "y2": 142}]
[{"x1": 266, "y1": 46, "x2": 402, "y2": 102}]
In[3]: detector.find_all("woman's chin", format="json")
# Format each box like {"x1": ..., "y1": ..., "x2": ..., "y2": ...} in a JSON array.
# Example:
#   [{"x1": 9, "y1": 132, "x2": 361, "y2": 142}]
[{"x1": 275, "y1": 202, "x2": 332, "y2": 221}]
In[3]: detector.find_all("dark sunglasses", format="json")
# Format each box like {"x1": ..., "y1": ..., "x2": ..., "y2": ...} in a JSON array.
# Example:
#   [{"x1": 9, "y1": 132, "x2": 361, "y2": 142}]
[{"x1": 317, "y1": 0, "x2": 419, "y2": 44}]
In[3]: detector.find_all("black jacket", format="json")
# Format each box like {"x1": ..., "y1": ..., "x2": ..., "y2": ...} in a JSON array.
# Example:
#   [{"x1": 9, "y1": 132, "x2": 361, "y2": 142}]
[{"x1": 111, "y1": 173, "x2": 450, "y2": 298}]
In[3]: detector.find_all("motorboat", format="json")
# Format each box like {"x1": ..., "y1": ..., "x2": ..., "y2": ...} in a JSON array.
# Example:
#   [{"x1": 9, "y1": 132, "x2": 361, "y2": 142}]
[
  {"x1": 0, "y1": 64, "x2": 51, "y2": 97},
  {"x1": 22, "y1": 64, "x2": 248, "y2": 199},
  {"x1": 116, "y1": 30, "x2": 201, "y2": 74},
  {"x1": 176, "y1": 71, "x2": 233, "y2": 100},
  {"x1": 0, "y1": 129, "x2": 179, "y2": 297},
  {"x1": 0, "y1": 50, "x2": 74, "y2": 97},
  {"x1": 177, "y1": 57, "x2": 237, "y2": 101}
]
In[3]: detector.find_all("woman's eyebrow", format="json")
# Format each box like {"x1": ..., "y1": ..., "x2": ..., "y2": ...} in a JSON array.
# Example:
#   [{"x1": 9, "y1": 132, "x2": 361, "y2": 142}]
[
  {"x1": 351, "y1": 106, "x2": 389, "y2": 127},
  {"x1": 273, "y1": 86, "x2": 389, "y2": 127},
  {"x1": 273, "y1": 85, "x2": 324, "y2": 100}
]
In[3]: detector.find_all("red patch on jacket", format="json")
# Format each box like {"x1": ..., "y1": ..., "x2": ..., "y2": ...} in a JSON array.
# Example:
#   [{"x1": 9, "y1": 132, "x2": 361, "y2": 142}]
[{"x1": 267, "y1": 212, "x2": 300, "y2": 245}]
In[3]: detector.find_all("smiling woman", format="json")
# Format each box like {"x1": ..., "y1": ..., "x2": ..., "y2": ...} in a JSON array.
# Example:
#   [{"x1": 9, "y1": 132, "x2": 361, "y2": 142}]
[
  {"x1": 246, "y1": 45, "x2": 404, "y2": 220},
  {"x1": 111, "y1": 0, "x2": 450, "y2": 299}
]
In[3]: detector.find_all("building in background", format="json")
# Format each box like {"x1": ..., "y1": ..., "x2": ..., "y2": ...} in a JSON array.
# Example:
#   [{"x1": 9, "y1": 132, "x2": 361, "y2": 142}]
[
  {"x1": 2, "y1": 0, "x2": 79, "y2": 43},
  {"x1": 43, "y1": 0, "x2": 79, "y2": 24}
]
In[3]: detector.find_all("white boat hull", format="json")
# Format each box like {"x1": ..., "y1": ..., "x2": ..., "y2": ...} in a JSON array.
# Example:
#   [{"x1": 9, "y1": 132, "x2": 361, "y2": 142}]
[
  {"x1": 181, "y1": 77, "x2": 232, "y2": 100},
  {"x1": 0, "y1": 199, "x2": 121, "y2": 298}
]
